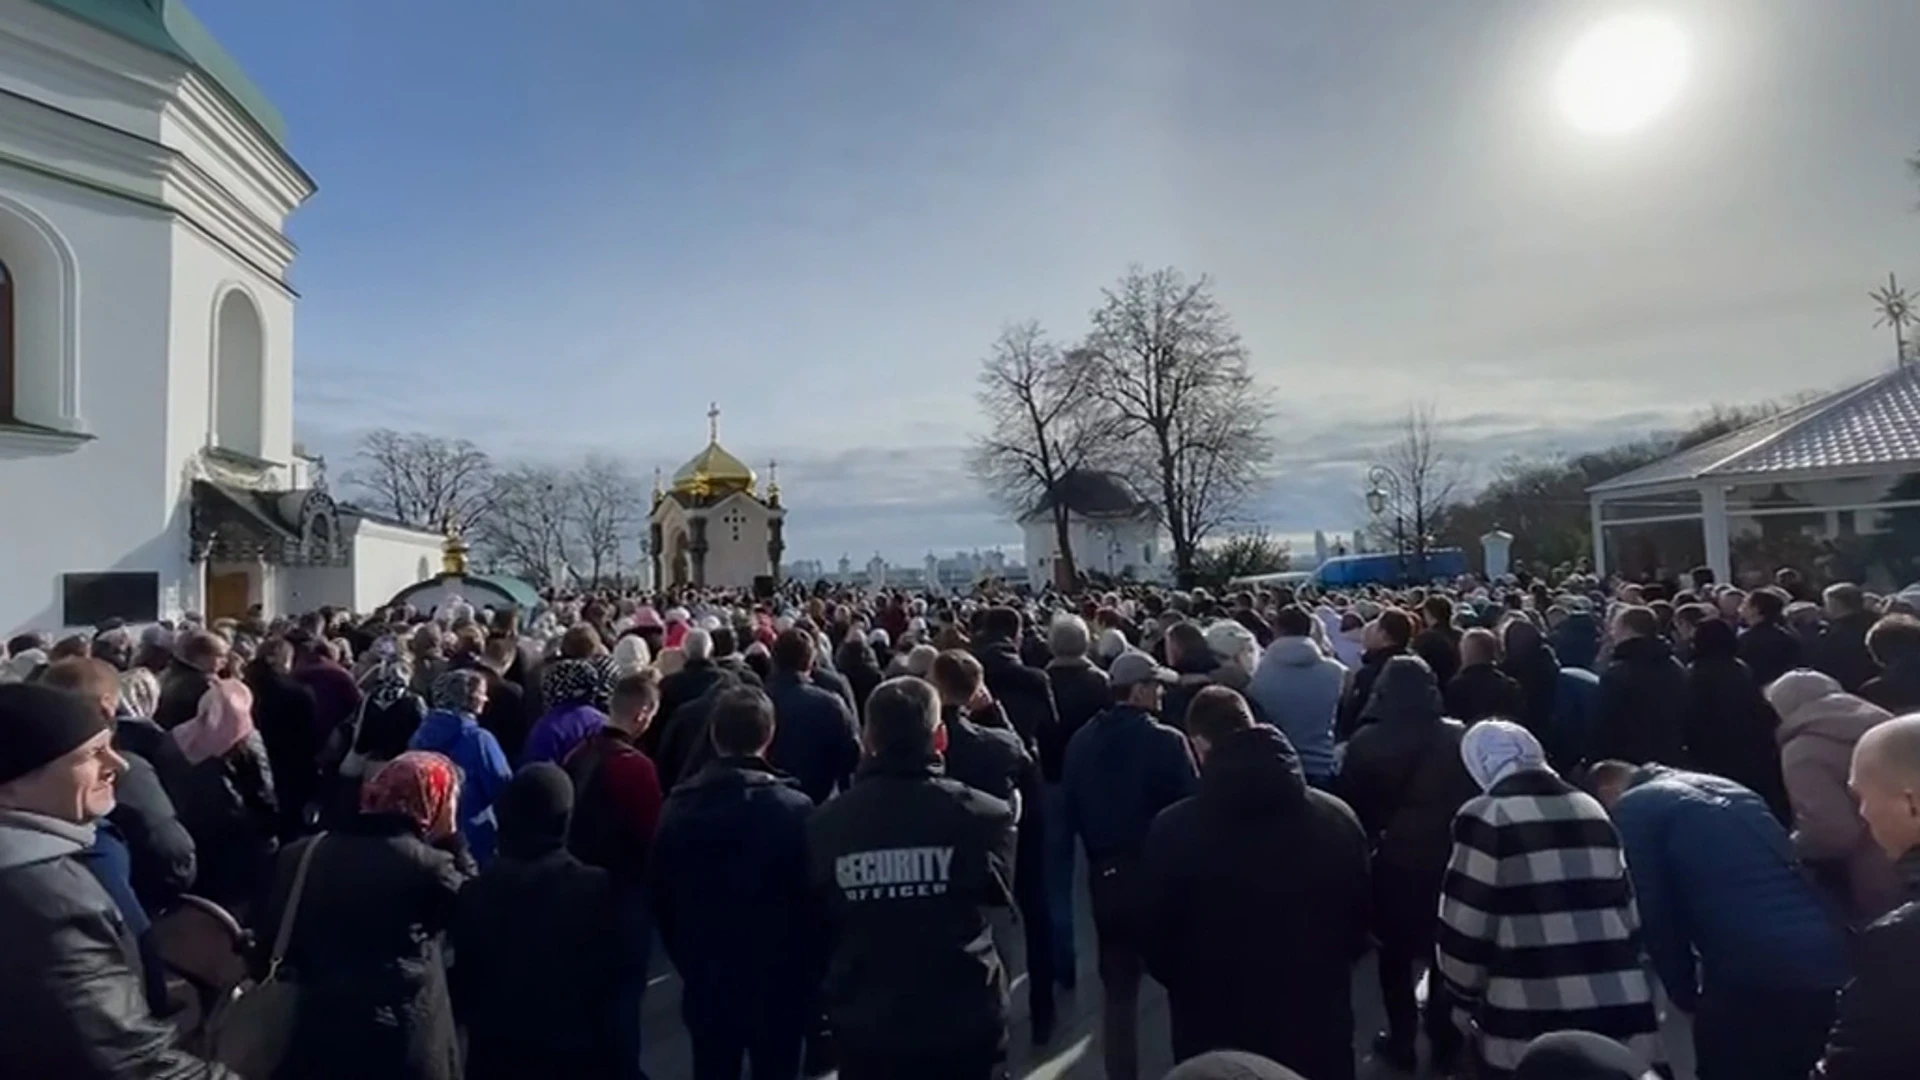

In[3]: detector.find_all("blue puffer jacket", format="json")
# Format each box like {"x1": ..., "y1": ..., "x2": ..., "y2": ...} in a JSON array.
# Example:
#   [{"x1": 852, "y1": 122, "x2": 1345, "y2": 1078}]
[
  {"x1": 1548, "y1": 667, "x2": 1599, "y2": 769},
  {"x1": 409, "y1": 709, "x2": 513, "y2": 865},
  {"x1": 1611, "y1": 767, "x2": 1849, "y2": 1007}
]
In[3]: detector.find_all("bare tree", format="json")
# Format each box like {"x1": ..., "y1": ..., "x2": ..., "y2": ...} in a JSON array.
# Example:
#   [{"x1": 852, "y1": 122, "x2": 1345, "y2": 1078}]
[
  {"x1": 472, "y1": 465, "x2": 576, "y2": 587},
  {"x1": 1083, "y1": 266, "x2": 1275, "y2": 586},
  {"x1": 969, "y1": 322, "x2": 1114, "y2": 589},
  {"x1": 1369, "y1": 403, "x2": 1463, "y2": 575},
  {"x1": 570, "y1": 454, "x2": 645, "y2": 588},
  {"x1": 343, "y1": 429, "x2": 495, "y2": 533}
]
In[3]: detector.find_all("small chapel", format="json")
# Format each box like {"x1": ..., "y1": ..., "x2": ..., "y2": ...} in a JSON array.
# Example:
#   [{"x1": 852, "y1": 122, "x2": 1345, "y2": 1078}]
[{"x1": 649, "y1": 405, "x2": 786, "y2": 592}]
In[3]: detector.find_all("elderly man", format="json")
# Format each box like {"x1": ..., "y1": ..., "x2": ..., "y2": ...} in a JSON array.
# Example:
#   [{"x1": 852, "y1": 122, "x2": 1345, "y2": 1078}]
[
  {"x1": 0, "y1": 682, "x2": 234, "y2": 1076},
  {"x1": 1815, "y1": 715, "x2": 1920, "y2": 1078}
]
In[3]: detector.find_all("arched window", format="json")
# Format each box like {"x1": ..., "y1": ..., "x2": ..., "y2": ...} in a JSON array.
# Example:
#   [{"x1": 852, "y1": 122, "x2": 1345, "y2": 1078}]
[
  {"x1": 0, "y1": 259, "x2": 14, "y2": 422},
  {"x1": 211, "y1": 289, "x2": 265, "y2": 457}
]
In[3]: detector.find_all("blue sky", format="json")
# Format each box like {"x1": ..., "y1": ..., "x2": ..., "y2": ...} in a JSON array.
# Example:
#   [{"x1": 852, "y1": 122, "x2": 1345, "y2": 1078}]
[{"x1": 190, "y1": 0, "x2": 1920, "y2": 562}]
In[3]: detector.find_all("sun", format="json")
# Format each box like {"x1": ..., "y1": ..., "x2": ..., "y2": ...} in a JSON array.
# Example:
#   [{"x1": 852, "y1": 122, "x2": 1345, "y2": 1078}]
[{"x1": 1554, "y1": 12, "x2": 1690, "y2": 136}]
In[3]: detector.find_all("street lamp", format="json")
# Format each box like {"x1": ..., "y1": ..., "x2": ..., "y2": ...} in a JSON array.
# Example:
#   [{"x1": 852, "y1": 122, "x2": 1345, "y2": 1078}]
[{"x1": 1365, "y1": 465, "x2": 1410, "y2": 582}]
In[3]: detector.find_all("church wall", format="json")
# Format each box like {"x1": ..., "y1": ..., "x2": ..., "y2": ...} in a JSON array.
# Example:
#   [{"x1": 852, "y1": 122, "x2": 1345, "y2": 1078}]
[
  {"x1": 348, "y1": 520, "x2": 443, "y2": 612},
  {"x1": 0, "y1": 0, "x2": 174, "y2": 144},
  {"x1": 702, "y1": 496, "x2": 775, "y2": 589},
  {"x1": 0, "y1": 163, "x2": 184, "y2": 634},
  {"x1": 1022, "y1": 515, "x2": 1164, "y2": 589}
]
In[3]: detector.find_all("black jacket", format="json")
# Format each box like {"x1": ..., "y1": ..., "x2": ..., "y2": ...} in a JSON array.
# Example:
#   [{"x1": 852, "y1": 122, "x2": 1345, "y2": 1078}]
[
  {"x1": 1501, "y1": 643, "x2": 1561, "y2": 741},
  {"x1": 173, "y1": 732, "x2": 279, "y2": 909},
  {"x1": 972, "y1": 638, "x2": 1058, "y2": 756},
  {"x1": 1339, "y1": 660, "x2": 1478, "y2": 940},
  {"x1": 1814, "y1": 899, "x2": 1920, "y2": 1080},
  {"x1": 1141, "y1": 726, "x2": 1371, "y2": 1080},
  {"x1": 153, "y1": 659, "x2": 215, "y2": 732},
  {"x1": 651, "y1": 668, "x2": 748, "y2": 792},
  {"x1": 1162, "y1": 652, "x2": 1224, "y2": 734},
  {"x1": 1810, "y1": 613, "x2": 1881, "y2": 694},
  {"x1": 1683, "y1": 653, "x2": 1791, "y2": 824},
  {"x1": 246, "y1": 663, "x2": 322, "y2": 836},
  {"x1": 0, "y1": 810, "x2": 231, "y2": 1079},
  {"x1": 1339, "y1": 646, "x2": 1407, "y2": 740},
  {"x1": 646, "y1": 660, "x2": 734, "y2": 758},
  {"x1": 766, "y1": 671, "x2": 862, "y2": 804},
  {"x1": 1860, "y1": 657, "x2": 1920, "y2": 716},
  {"x1": 1444, "y1": 663, "x2": 1527, "y2": 724},
  {"x1": 652, "y1": 758, "x2": 826, "y2": 1024},
  {"x1": 476, "y1": 670, "x2": 531, "y2": 764},
  {"x1": 807, "y1": 753, "x2": 1017, "y2": 1058},
  {"x1": 1588, "y1": 636, "x2": 1689, "y2": 768},
  {"x1": 1042, "y1": 657, "x2": 1110, "y2": 784},
  {"x1": 941, "y1": 704, "x2": 1033, "y2": 806},
  {"x1": 105, "y1": 740, "x2": 196, "y2": 912},
  {"x1": 1412, "y1": 626, "x2": 1462, "y2": 689},
  {"x1": 1739, "y1": 620, "x2": 1805, "y2": 691},
  {"x1": 254, "y1": 814, "x2": 469, "y2": 1080},
  {"x1": 452, "y1": 845, "x2": 619, "y2": 1080}
]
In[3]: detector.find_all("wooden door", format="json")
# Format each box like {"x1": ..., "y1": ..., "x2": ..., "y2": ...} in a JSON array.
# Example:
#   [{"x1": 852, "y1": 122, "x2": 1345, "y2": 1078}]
[{"x1": 206, "y1": 571, "x2": 251, "y2": 621}]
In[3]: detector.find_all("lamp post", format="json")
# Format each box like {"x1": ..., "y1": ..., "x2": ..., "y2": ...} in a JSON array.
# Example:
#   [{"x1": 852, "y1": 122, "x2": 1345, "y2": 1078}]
[{"x1": 1365, "y1": 465, "x2": 1410, "y2": 582}]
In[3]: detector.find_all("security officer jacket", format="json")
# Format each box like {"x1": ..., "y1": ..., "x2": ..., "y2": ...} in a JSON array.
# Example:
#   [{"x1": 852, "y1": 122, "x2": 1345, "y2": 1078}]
[{"x1": 808, "y1": 750, "x2": 1017, "y2": 1059}]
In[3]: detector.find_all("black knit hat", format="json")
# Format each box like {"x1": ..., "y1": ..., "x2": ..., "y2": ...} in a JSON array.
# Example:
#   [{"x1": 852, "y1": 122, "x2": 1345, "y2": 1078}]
[
  {"x1": 0, "y1": 683, "x2": 111, "y2": 786},
  {"x1": 495, "y1": 762, "x2": 574, "y2": 859}
]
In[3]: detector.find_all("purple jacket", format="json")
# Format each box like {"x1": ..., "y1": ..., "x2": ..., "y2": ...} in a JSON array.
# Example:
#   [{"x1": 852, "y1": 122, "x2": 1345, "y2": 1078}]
[{"x1": 521, "y1": 703, "x2": 607, "y2": 766}]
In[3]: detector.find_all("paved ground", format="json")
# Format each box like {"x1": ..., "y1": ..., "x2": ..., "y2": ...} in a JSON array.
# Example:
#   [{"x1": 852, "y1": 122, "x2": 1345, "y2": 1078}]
[{"x1": 639, "y1": 854, "x2": 1697, "y2": 1079}]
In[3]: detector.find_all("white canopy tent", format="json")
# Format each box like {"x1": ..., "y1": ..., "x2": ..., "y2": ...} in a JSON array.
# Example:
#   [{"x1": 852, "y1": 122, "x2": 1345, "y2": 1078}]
[{"x1": 1587, "y1": 364, "x2": 1920, "y2": 589}]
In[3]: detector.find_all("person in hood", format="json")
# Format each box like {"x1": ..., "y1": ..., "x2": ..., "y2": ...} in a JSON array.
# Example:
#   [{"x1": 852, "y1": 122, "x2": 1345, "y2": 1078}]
[
  {"x1": 1766, "y1": 669, "x2": 1901, "y2": 922},
  {"x1": 807, "y1": 677, "x2": 1017, "y2": 1080},
  {"x1": 653, "y1": 686, "x2": 826, "y2": 1080},
  {"x1": 1859, "y1": 613, "x2": 1920, "y2": 714},
  {"x1": 1681, "y1": 618, "x2": 1792, "y2": 824},
  {"x1": 1446, "y1": 628, "x2": 1527, "y2": 724},
  {"x1": 1141, "y1": 687, "x2": 1369, "y2": 1080},
  {"x1": 1436, "y1": 722, "x2": 1665, "y2": 1080},
  {"x1": 1587, "y1": 606, "x2": 1688, "y2": 768},
  {"x1": 408, "y1": 669, "x2": 513, "y2": 865},
  {"x1": 1815, "y1": 714, "x2": 1920, "y2": 1077},
  {"x1": 1500, "y1": 618, "x2": 1561, "y2": 745},
  {"x1": 1549, "y1": 605, "x2": 1604, "y2": 672},
  {"x1": 453, "y1": 763, "x2": 620, "y2": 1080},
  {"x1": 0, "y1": 682, "x2": 233, "y2": 1076},
  {"x1": 1338, "y1": 655, "x2": 1478, "y2": 1074},
  {"x1": 1587, "y1": 762, "x2": 1846, "y2": 1080},
  {"x1": 1246, "y1": 606, "x2": 1345, "y2": 786}
]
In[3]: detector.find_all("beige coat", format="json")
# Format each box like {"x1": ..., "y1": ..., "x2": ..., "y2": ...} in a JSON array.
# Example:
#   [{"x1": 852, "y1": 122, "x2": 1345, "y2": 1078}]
[{"x1": 1776, "y1": 689, "x2": 1902, "y2": 921}]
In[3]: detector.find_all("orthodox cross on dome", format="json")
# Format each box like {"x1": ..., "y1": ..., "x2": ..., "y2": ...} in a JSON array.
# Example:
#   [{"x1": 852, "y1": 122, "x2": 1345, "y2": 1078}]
[
  {"x1": 767, "y1": 458, "x2": 780, "y2": 500},
  {"x1": 708, "y1": 402, "x2": 721, "y2": 443}
]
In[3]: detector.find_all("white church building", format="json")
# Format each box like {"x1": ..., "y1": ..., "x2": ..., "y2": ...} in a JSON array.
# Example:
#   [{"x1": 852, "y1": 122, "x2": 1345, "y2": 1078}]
[
  {"x1": 648, "y1": 405, "x2": 787, "y2": 592},
  {"x1": 0, "y1": 0, "x2": 440, "y2": 633},
  {"x1": 1021, "y1": 469, "x2": 1165, "y2": 589}
]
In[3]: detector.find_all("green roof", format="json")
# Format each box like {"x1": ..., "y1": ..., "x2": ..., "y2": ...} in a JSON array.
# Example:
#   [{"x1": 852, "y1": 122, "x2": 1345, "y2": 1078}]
[{"x1": 33, "y1": 0, "x2": 288, "y2": 151}]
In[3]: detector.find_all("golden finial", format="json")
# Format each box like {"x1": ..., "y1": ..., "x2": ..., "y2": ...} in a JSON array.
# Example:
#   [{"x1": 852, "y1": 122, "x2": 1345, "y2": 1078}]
[
  {"x1": 707, "y1": 401, "x2": 721, "y2": 444},
  {"x1": 440, "y1": 529, "x2": 469, "y2": 576}
]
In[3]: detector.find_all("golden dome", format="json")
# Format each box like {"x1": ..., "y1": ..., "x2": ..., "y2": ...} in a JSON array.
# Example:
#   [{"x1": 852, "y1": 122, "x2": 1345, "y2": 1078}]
[{"x1": 670, "y1": 404, "x2": 757, "y2": 497}]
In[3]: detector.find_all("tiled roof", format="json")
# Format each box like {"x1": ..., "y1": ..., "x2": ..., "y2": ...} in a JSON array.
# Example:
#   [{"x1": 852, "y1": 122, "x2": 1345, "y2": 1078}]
[{"x1": 1590, "y1": 364, "x2": 1920, "y2": 494}]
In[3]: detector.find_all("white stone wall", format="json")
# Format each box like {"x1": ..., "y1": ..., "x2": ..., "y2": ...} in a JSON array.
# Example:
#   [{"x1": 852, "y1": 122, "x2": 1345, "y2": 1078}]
[
  {"x1": 348, "y1": 521, "x2": 443, "y2": 611},
  {"x1": 702, "y1": 492, "x2": 774, "y2": 589},
  {"x1": 1022, "y1": 514, "x2": 1163, "y2": 589}
]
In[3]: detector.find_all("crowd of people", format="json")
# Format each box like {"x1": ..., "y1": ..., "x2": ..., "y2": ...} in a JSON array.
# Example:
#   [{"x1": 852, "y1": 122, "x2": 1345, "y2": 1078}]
[{"x1": 3, "y1": 560, "x2": 1920, "y2": 1079}]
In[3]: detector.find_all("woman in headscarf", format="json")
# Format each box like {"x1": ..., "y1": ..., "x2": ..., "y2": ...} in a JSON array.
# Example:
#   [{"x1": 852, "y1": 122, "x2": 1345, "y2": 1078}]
[
  {"x1": 834, "y1": 634, "x2": 886, "y2": 718},
  {"x1": 610, "y1": 633, "x2": 652, "y2": 675},
  {"x1": 521, "y1": 658, "x2": 614, "y2": 766},
  {"x1": 346, "y1": 656, "x2": 427, "y2": 778},
  {"x1": 168, "y1": 678, "x2": 279, "y2": 910},
  {"x1": 408, "y1": 670, "x2": 513, "y2": 866},
  {"x1": 252, "y1": 752, "x2": 470, "y2": 1080},
  {"x1": 118, "y1": 667, "x2": 162, "y2": 719},
  {"x1": 1435, "y1": 720, "x2": 1665, "y2": 1080}
]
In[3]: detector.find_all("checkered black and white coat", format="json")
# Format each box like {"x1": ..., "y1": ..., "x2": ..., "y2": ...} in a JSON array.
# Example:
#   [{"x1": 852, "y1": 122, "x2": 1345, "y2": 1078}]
[{"x1": 1435, "y1": 768, "x2": 1666, "y2": 1079}]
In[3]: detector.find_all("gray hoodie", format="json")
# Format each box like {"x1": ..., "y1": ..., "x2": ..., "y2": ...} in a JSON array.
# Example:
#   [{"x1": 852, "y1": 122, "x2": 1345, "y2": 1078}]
[{"x1": 1246, "y1": 637, "x2": 1346, "y2": 779}]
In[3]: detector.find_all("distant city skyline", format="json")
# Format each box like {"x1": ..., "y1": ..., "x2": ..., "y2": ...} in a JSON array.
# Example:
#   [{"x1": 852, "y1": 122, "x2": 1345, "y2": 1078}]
[{"x1": 177, "y1": 0, "x2": 1920, "y2": 564}]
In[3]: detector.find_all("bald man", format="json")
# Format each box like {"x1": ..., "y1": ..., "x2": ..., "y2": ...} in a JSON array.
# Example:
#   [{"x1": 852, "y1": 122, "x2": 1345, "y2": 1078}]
[{"x1": 1814, "y1": 716, "x2": 1920, "y2": 1079}]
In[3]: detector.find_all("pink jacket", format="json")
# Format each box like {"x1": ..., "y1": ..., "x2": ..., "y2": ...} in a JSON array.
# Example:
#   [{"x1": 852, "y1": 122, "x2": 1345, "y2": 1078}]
[{"x1": 1776, "y1": 690, "x2": 1902, "y2": 922}]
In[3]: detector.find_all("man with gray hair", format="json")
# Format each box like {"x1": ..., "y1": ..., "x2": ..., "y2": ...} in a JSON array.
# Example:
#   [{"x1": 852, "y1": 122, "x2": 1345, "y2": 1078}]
[{"x1": 1043, "y1": 614, "x2": 1109, "y2": 986}]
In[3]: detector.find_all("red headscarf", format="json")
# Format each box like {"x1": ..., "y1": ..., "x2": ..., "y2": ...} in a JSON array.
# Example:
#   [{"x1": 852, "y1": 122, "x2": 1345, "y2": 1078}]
[{"x1": 360, "y1": 751, "x2": 458, "y2": 835}]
